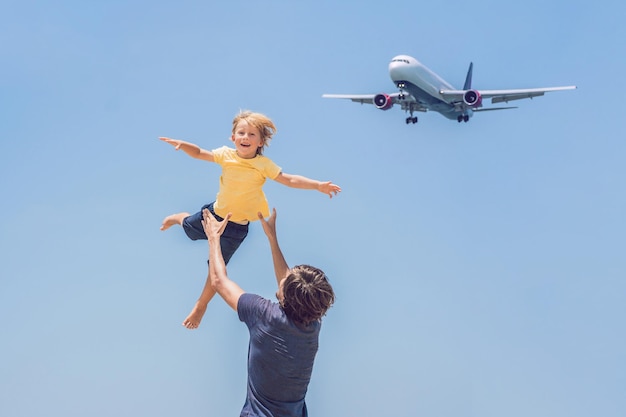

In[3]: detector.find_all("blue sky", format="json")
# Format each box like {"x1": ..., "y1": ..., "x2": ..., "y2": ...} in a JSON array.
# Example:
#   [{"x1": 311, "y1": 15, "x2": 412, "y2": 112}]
[{"x1": 1, "y1": 1, "x2": 624, "y2": 417}]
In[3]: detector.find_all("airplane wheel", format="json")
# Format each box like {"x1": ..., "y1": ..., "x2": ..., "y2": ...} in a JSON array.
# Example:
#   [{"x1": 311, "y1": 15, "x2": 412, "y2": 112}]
[
  {"x1": 463, "y1": 115, "x2": 469, "y2": 122},
  {"x1": 412, "y1": 117, "x2": 418, "y2": 124},
  {"x1": 405, "y1": 118, "x2": 411, "y2": 124}
]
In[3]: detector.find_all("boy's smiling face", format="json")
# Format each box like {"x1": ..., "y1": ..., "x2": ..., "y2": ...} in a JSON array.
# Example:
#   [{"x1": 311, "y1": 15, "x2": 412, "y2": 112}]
[{"x1": 231, "y1": 120, "x2": 263, "y2": 159}]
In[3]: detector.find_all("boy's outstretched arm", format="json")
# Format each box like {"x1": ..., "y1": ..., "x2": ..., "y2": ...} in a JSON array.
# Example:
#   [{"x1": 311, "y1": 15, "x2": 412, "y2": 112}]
[
  {"x1": 201, "y1": 209, "x2": 244, "y2": 311},
  {"x1": 274, "y1": 172, "x2": 341, "y2": 198},
  {"x1": 159, "y1": 137, "x2": 215, "y2": 162},
  {"x1": 258, "y1": 209, "x2": 290, "y2": 287}
]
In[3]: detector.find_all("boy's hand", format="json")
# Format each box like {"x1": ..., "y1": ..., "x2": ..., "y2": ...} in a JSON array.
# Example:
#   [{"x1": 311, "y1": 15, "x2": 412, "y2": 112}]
[
  {"x1": 258, "y1": 208, "x2": 278, "y2": 239},
  {"x1": 159, "y1": 137, "x2": 183, "y2": 150},
  {"x1": 201, "y1": 208, "x2": 231, "y2": 242},
  {"x1": 319, "y1": 181, "x2": 341, "y2": 198}
]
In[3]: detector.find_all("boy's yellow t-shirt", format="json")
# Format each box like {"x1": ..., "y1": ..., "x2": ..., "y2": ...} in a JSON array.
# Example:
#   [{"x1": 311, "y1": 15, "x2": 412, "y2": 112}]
[{"x1": 211, "y1": 146, "x2": 282, "y2": 223}]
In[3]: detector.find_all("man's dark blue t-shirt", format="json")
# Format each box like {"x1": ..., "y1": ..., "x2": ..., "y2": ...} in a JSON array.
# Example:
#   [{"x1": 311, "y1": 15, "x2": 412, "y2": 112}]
[{"x1": 237, "y1": 293, "x2": 321, "y2": 417}]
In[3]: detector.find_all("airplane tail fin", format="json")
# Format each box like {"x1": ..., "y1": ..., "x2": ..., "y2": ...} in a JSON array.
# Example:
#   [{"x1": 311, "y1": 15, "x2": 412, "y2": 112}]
[{"x1": 463, "y1": 62, "x2": 473, "y2": 90}]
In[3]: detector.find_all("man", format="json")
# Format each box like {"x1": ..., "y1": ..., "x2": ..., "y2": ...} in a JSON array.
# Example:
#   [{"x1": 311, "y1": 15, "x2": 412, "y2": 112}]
[{"x1": 201, "y1": 207, "x2": 335, "y2": 417}]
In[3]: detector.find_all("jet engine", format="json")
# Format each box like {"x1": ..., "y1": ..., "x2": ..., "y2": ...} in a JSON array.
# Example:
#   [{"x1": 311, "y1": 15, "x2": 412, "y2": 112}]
[
  {"x1": 463, "y1": 89, "x2": 482, "y2": 107},
  {"x1": 373, "y1": 93, "x2": 394, "y2": 110}
]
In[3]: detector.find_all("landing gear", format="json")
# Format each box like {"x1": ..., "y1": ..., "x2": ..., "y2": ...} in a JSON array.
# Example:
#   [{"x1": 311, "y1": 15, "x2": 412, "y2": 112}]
[
  {"x1": 405, "y1": 101, "x2": 418, "y2": 124},
  {"x1": 397, "y1": 82, "x2": 406, "y2": 100},
  {"x1": 396, "y1": 82, "x2": 418, "y2": 124},
  {"x1": 457, "y1": 114, "x2": 470, "y2": 123}
]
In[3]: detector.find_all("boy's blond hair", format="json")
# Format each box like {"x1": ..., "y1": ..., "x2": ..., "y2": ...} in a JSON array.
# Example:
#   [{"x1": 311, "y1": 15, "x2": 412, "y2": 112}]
[{"x1": 232, "y1": 111, "x2": 277, "y2": 155}]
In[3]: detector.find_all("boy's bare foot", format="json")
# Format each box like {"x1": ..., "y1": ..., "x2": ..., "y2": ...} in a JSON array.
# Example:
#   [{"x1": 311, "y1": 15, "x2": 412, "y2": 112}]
[
  {"x1": 182, "y1": 302, "x2": 207, "y2": 329},
  {"x1": 160, "y1": 212, "x2": 189, "y2": 231}
]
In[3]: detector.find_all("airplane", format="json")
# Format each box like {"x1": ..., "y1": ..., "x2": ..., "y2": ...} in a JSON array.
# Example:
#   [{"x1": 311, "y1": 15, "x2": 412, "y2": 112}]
[{"x1": 323, "y1": 55, "x2": 576, "y2": 124}]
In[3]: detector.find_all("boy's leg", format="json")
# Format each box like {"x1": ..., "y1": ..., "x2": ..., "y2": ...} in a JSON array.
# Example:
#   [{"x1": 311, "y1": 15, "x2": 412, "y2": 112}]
[
  {"x1": 177, "y1": 202, "x2": 248, "y2": 242},
  {"x1": 160, "y1": 212, "x2": 190, "y2": 231},
  {"x1": 180, "y1": 205, "x2": 212, "y2": 240},
  {"x1": 182, "y1": 285, "x2": 216, "y2": 329},
  {"x1": 160, "y1": 204, "x2": 213, "y2": 239},
  {"x1": 182, "y1": 211, "x2": 249, "y2": 329}
]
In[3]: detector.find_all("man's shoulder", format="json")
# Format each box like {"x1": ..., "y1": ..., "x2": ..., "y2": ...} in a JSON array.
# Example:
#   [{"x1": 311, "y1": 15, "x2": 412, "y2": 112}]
[
  {"x1": 239, "y1": 293, "x2": 280, "y2": 310},
  {"x1": 238, "y1": 293, "x2": 279, "y2": 319},
  {"x1": 239, "y1": 292, "x2": 263, "y2": 306}
]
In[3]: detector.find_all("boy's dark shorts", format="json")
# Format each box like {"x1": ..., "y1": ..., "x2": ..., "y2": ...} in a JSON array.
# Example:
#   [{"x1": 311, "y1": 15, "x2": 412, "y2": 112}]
[{"x1": 182, "y1": 202, "x2": 249, "y2": 264}]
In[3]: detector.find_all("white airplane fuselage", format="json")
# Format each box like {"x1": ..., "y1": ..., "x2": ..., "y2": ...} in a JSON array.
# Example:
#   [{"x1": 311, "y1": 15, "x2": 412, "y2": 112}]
[{"x1": 389, "y1": 55, "x2": 469, "y2": 120}]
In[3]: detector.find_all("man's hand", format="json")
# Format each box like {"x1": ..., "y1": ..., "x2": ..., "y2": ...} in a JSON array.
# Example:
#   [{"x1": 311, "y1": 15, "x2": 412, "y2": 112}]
[
  {"x1": 202, "y1": 208, "x2": 231, "y2": 243},
  {"x1": 258, "y1": 208, "x2": 278, "y2": 240}
]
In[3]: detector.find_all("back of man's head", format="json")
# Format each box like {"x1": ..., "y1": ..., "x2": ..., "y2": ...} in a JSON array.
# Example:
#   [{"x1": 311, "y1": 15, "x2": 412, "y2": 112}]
[{"x1": 281, "y1": 265, "x2": 335, "y2": 326}]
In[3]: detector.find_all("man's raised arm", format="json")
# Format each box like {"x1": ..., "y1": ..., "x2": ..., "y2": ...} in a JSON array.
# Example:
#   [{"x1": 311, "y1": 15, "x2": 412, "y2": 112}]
[
  {"x1": 258, "y1": 209, "x2": 290, "y2": 287},
  {"x1": 201, "y1": 209, "x2": 244, "y2": 311}
]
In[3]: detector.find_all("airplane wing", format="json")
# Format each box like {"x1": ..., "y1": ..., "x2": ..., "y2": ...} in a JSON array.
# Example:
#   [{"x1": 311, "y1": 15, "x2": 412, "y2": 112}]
[
  {"x1": 322, "y1": 93, "x2": 404, "y2": 105},
  {"x1": 440, "y1": 86, "x2": 576, "y2": 104},
  {"x1": 322, "y1": 93, "x2": 377, "y2": 104},
  {"x1": 322, "y1": 93, "x2": 428, "y2": 112}
]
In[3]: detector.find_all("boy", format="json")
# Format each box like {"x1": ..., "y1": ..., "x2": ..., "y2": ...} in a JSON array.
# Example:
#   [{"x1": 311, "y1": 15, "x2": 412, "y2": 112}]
[{"x1": 160, "y1": 110, "x2": 340, "y2": 329}]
